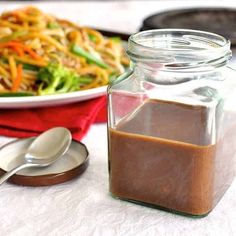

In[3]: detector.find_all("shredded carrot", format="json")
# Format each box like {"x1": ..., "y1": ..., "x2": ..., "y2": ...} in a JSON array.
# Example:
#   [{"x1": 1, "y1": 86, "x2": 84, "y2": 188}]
[
  {"x1": 23, "y1": 47, "x2": 43, "y2": 61},
  {"x1": 0, "y1": 42, "x2": 24, "y2": 57},
  {"x1": 11, "y1": 46, "x2": 24, "y2": 57},
  {"x1": 11, "y1": 64, "x2": 23, "y2": 92},
  {"x1": 0, "y1": 41, "x2": 43, "y2": 61}
]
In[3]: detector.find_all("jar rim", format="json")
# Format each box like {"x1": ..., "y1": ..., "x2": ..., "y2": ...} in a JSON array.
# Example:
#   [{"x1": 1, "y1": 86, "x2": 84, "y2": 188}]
[{"x1": 127, "y1": 29, "x2": 231, "y2": 70}]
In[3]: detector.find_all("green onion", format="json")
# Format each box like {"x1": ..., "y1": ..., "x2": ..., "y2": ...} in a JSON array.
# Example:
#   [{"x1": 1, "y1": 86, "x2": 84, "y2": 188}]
[
  {"x1": 47, "y1": 22, "x2": 60, "y2": 29},
  {"x1": 71, "y1": 44, "x2": 109, "y2": 69},
  {"x1": 110, "y1": 37, "x2": 121, "y2": 43},
  {"x1": 88, "y1": 34, "x2": 97, "y2": 43},
  {"x1": 0, "y1": 92, "x2": 34, "y2": 97},
  {"x1": 78, "y1": 76, "x2": 93, "y2": 84},
  {"x1": 23, "y1": 63, "x2": 39, "y2": 72}
]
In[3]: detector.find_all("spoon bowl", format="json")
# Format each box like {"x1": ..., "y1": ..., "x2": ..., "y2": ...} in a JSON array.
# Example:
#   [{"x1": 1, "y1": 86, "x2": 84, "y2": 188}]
[{"x1": 0, "y1": 127, "x2": 72, "y2": 185}]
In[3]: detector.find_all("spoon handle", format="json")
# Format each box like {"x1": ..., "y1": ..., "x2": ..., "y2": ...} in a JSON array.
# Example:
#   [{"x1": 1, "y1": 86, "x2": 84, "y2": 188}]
[{"x1": 0, "y1": 163, "x2": 33, "y2": 185}]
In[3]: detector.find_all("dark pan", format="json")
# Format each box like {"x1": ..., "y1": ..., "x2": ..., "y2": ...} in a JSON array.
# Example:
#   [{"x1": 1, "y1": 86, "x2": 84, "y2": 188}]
[{"x1": 140, "y1": 8, "x2": 236, "y2": 45}]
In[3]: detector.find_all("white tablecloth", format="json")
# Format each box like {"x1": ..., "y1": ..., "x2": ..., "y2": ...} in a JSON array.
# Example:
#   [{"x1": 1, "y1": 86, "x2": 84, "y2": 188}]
[{"x1": 1, "y1": 1, "x2": 236, "y2": 236}]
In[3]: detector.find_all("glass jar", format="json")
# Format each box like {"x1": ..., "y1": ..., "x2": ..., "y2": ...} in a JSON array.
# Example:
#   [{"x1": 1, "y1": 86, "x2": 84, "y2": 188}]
[{"x1": 107, "y1": 29, "x2": 236, "y2": 217}]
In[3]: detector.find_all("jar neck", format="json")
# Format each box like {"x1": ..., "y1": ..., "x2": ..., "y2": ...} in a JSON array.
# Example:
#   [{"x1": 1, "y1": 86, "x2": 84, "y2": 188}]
[
  {"x1": 131, "y1": 61, "x2": 228, "y2": 86},
  {"x1": 127, "y1": 29, "x2": 232, "y2": 73}
]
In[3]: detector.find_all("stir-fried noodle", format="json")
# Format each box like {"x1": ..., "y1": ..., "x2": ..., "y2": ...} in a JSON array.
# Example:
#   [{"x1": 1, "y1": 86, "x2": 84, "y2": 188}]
[{"x1": 0, "y1": 6, "x2": 129, "y2": 95}]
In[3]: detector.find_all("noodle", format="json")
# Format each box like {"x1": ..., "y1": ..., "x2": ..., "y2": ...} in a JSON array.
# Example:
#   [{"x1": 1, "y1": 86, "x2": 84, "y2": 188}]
[
  {"x1": 8, "y1": 56, "x2": 17, "y2": 80},
  {"x1": 0, "y1": 64, "x2": 9, "y2": 77}
]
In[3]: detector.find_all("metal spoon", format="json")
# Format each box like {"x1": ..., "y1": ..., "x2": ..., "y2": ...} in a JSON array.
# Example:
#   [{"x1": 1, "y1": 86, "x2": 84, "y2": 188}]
[{"x1": 0, "y1": 127, "x2": 72, "y2": 185}]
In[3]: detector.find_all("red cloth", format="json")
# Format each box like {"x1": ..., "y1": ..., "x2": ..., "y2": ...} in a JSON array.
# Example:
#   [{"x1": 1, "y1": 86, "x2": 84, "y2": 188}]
[{"x1": 0, "y1": 96, "x2": 107, "y2": 141}]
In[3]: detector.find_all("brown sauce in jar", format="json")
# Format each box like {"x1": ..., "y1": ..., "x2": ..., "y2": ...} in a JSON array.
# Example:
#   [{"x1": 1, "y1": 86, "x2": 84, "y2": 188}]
[{"x1": 108, "y1": 99, "x2": 236, "y2": 216}]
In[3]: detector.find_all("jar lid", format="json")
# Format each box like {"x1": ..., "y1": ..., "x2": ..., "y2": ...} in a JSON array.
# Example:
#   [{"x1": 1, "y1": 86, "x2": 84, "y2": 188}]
[{"x1": 0, "y1": 138, "x2": 89, "y2": 186}]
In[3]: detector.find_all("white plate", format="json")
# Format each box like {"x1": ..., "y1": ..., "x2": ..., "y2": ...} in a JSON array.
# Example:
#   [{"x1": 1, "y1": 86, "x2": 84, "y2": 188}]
[{"x1": 0, "y1": 86, "x2": 107, "y2": 109}]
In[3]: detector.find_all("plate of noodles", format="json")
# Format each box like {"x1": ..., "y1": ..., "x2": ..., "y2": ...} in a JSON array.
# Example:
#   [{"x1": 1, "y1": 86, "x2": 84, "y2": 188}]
[{"x1": 0, "y1": 7, "x2": 129, "y2": 108}]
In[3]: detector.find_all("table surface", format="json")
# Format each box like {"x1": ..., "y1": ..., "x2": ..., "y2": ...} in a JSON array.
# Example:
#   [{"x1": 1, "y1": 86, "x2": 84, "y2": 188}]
[{"x1": 1, "y1": 1, "x2": 236, "y2": 236}]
